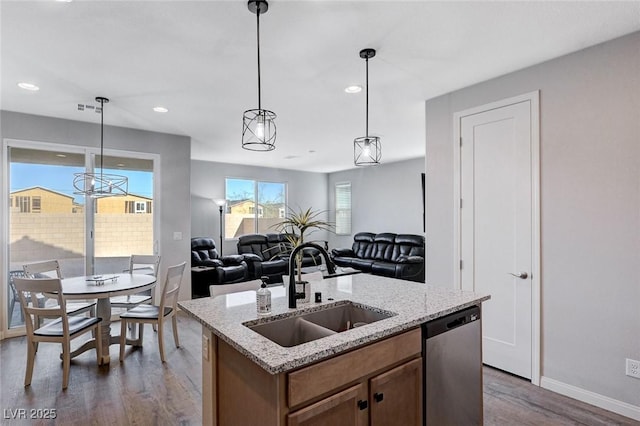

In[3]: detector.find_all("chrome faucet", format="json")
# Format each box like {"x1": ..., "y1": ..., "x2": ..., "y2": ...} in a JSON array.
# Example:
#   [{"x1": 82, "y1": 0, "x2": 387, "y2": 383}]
[{"x1": 288, "y1": 242, "x2": 336, "y2": 309}]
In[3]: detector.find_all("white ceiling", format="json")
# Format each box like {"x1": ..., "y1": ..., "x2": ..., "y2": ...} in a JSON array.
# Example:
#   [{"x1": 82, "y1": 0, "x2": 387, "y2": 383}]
[{"x1": 2, "y1": 1, "x2": 639, "y2": 173}]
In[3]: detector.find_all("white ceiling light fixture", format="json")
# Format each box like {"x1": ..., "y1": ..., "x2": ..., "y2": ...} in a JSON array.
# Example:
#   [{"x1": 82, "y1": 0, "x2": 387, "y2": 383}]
[
  {"x1": 73, "y1": 97, "x2": 128, "y2": 198},
  {"x1": 17, "y1": 82, "x2": 40, "y2": 91},
  {"x1": 353, "y1": 48, "x2": 381, "y2": 166},
  {"x1": 153, "y1": 106, "x2": 168, "y2": 113},
  {"x1": 344, "y1": 85, "x2": 362, "y2": 94},
  {"x1": 242, "y1": 0, "x2": 277, "y2": 152}
]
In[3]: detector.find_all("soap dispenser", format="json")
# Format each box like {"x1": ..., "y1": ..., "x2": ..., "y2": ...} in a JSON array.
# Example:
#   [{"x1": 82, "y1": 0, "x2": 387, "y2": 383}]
[{"x1": 256, "y1": 276, "x2": 271, "y2": 315}]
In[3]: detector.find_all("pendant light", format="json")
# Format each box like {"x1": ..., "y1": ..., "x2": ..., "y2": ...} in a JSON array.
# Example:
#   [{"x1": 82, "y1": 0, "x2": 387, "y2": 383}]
[
  {"x1": 242, "y1": 0, "x2": 277, "y2": 151},
  {"x1": 354, "y1": 48, "x2": 381, "y2": 166},
  {"x1": 73, "y1": 97, "x2": 128, "y2": 198}
]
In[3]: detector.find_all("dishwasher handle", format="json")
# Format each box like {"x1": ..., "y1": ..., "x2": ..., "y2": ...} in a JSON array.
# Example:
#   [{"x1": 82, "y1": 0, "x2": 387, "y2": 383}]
[{"x1": 423, "y1": 305, "x2": 480, "y2": 339}]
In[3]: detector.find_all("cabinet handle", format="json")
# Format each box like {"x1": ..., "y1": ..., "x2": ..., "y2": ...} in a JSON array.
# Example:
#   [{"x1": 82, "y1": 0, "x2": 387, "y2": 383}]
[
  {"x1": 374, "y1": 392, "x2": 384, "y2": 402},
  {"x1": 357, "y1": 400, "x2": 368, "y2": 410}
]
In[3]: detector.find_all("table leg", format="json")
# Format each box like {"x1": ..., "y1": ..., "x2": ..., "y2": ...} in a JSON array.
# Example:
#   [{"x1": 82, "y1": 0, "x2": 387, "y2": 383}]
[
  {"x1": 65, "y1": 298, "x2": 146, "y2": 364},
  {"x1": 96, "y1": 298, "x2": 112, "y2": 365}
]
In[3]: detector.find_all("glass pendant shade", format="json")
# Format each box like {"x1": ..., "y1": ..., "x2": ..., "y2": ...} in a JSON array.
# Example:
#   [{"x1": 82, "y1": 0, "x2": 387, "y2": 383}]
[
  {"x1": 354, "y1": 136, "x2": 381, "y2": 166},
  {"x1": 242, "y1": 0, "x2": 276, "y2": 151},
  {"x1": 242, "y1": 108, "x2": 277, "y2": 151},
  {"x1": 73, "y1": 97, "x2": 128, "y2": 198}
]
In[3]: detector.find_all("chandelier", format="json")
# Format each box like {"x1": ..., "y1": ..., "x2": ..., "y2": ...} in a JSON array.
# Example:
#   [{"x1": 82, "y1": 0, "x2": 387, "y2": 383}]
[{"x1": 73, "y1": 97, "x2": 128, "y2": 198}]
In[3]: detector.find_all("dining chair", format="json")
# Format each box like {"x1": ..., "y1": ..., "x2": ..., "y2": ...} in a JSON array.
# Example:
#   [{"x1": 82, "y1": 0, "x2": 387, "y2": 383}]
[
  {"x1": 23, "y1": 260, "x2": 96, "y2": 319},
  {"x1": 13, "y1": 277, "x2": 103, "y2": 390},
  {"x1": 110, "y1": 254, "x2": 161, "y2": 322},
  {"x1": 209, "y1": 279, "x2": 265, "y2": 298},
  {"x1": 119, "y1": 261, "x2": 186, "y2": 363},
  {"x1": 8, "y1": 270, "x2": 32, "y2": 327}
]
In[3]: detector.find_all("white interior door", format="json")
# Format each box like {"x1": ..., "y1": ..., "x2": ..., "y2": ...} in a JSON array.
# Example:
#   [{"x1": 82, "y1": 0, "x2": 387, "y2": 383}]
[{"x1": 460, "y1": 99, "x2": 534, "y2": 379}]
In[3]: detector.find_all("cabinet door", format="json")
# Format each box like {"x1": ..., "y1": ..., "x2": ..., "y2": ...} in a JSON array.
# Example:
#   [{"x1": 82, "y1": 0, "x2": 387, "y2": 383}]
[
  {"x1": 370, "y1": 357, "x2": 422, "y2": 426},
  {"x1": 287, "y1": 383, "x2": 368, "y2": 426}
]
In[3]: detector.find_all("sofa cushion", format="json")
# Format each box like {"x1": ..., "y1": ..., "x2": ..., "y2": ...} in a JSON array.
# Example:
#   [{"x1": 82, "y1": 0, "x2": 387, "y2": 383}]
[
  {"x1": 237, "y1": 234, "x2": 270, "y2": 261},
  {"x1": 350, "y1": 258, "x2": 375, "y2": 272},
  {"x1": 191, "y1": 237, "x2": 221, "y2": 263}
]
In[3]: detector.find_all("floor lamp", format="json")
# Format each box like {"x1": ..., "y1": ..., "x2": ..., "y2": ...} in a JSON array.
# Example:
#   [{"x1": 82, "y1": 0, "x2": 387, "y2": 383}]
[{"x1": 214, "y1": 199, "x2": 226, "y2": 254}]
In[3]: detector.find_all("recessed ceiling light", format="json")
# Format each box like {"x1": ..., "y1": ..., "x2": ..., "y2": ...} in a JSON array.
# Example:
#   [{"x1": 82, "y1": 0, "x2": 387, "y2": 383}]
[
  {"x1": 56, "y1": 154, "x2": 67, "y2": 158},
  {"x1": 117, "y1": 163, "x2": 125, "y2": 167},
  {"x1": 345, "y1": 85, "x2": 362, "y2": 94},
  {"x1": 17, "y1": 82, "x2": 40, "y2": 91},
  {"x1": 153, "y1": 106, "x2": 168, "y2": 113},
  {"x1": 56, "y1": 0, "x2": 73, "y2": 3}
]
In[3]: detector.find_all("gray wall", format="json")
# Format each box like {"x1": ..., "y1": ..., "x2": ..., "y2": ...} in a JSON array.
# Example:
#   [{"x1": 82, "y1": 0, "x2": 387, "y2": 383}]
[
  {"x1": 190, "y1": 160, "x2": 329, "y2": 255},
  {"x1": 425, "y1": 32, "x2": 639, "y2": 407},
  {"x1": 1, "y1": 111, "x2": 192, "y2": 302},
  {"x1": 327, "y1": 158, "x2": 425, "y2": 250}
]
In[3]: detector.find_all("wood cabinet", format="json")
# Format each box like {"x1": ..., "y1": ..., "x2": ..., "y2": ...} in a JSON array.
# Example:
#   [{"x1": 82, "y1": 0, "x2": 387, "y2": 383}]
[
  {"x1": 369, "y1": 357, "x2": 422, "y2": 425},
  {"x1": 287, "y1": 357, "x2": 422, "y2": 426},
  {"x1": 202, "y1": 326, "x2": 422, "y2": 425},
  {"x1": 287, "y1": 383, "x2": 368, "y2": 426}
]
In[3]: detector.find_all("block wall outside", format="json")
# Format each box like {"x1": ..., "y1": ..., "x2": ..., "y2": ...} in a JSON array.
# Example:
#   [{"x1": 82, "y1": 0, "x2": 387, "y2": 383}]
[{"x1": 9, "y1": 213, "x2": 153, "y2": 267}]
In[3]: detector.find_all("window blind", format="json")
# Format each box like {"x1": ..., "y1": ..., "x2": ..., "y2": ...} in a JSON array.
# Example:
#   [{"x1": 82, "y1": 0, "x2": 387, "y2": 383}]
[{"x1": 335, "y1": 182, "x2": 351, "y2": 235}]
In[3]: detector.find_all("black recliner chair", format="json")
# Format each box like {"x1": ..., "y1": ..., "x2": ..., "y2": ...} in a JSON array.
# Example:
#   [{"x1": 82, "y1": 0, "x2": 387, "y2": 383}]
[
  {"x1": 236, "y1": 234, "x2": 289, "y2": 284},
  {"x1": 236, "y1": 233, "x2": 323, "y2": 284},
  {"x1": 191, "y1": 237, "x2": 249, "y2": 297}
]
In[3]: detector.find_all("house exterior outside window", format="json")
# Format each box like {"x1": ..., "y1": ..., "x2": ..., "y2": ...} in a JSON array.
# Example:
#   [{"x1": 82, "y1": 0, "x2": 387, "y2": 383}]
[{"x1": 225, "y1": 178, "x2": 286, "y2": 238}]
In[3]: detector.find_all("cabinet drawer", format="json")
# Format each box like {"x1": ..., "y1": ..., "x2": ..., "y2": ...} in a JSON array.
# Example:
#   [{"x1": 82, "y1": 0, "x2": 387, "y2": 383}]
[{"x1": 287, "y1": 328, "x2": 421, "y2": 408}]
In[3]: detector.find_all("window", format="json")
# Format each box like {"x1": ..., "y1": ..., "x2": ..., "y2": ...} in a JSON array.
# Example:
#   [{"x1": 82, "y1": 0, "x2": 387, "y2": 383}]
[
  {"x1": 31, "y1": 196, "x2": 41, "y2": 212},
  {"x1": 335, "y1": 182, "x2": 351, "y2": 235},
  {"x1": 17, "y1": 196, "x2": 30, "y2": 213},
  {"x1": 7, "y1": 144, "x2": 156, "y2": 330},
  {"x1": 225, "y1": 178, "x2": 286, "y2": 238}
]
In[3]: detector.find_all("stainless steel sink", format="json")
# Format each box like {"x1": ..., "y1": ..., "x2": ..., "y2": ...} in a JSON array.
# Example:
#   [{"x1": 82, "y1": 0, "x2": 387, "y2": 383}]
[
  {"x1": 244, "y1": 301, "x2": 396, "y2": 347},
  {"x1": 245, "y1": 316, "x2": 337, "y2": 347},
  {"x1": 295, "y1": 302, "x2": 395, "y2": 333}
]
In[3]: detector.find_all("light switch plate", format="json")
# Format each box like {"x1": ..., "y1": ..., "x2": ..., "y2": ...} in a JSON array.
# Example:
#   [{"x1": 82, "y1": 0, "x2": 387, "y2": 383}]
[{"x1": 173, "y1": 231, "x2": 183, "y2": 241}]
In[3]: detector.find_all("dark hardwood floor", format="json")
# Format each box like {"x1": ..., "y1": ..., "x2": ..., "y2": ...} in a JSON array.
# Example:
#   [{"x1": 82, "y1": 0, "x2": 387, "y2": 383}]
[{"x1": 1, "y1": 312, "x2": 637, "y2": 425}]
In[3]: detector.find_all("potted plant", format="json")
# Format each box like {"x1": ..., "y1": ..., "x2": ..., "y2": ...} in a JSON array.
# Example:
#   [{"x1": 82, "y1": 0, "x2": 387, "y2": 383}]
[{"x1": 272, "y1": 206, "x2": 333, "y2": 284}]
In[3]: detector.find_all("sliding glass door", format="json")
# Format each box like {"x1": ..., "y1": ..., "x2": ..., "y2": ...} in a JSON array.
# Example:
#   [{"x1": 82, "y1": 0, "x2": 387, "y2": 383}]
[{"x1": 5, "y1": 142, "x2": 155, "y2": 330}]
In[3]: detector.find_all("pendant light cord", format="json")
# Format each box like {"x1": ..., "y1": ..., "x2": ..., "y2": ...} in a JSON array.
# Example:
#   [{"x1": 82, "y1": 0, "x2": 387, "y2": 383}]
[
  {"x1": 256, "y1": 3, "x2": 262, "y2": 110},
  {"x1": 99, "y1": 98, "x2": 104, "y2": 181}
]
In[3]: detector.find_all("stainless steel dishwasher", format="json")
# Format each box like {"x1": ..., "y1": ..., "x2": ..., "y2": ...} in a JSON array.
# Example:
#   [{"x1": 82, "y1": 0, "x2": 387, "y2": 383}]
[{"x1": 423, "y1": 305, "x2": 482, "y2": 425}]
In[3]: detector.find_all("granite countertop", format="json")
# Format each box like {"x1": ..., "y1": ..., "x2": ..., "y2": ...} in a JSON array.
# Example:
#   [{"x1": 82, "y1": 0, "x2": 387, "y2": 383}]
[{"x1": 178, "y1": 274, "x2": 490, "y2": 374}]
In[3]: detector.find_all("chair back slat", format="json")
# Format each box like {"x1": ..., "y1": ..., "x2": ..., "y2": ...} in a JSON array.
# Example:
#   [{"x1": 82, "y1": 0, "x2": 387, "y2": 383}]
[
  {"x1": 13, "y1": 277, "x2": 67, "y2": 336},
  {"x1": 210, "y1": 280, "x2": 263, "y2": 298},
  {"x1": 128, "y1": 254, "x2": 161, "y2": 277},
  {"x1": 159, "y1": 262, "x2": 186, "y2": 312},
  {"x1": 23, "y1": 260, "x2": 63, "y2": 279}
]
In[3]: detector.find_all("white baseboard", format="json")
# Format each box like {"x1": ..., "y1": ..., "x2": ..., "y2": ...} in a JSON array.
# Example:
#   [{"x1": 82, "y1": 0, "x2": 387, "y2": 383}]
[{"x1": 540, "y1": 376, "x2": 640, "y2": 421}]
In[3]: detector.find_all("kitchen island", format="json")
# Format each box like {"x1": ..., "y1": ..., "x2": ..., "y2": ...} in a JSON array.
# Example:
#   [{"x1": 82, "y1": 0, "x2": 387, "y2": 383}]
[{"x1": 179, "y1": 273, "x2": 489, "y2": 425}]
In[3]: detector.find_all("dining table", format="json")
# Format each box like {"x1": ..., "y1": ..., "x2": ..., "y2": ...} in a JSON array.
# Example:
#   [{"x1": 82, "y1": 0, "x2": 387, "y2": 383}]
[{"x1": 61, "y1": 273, "x2": 157, "y2": 365}]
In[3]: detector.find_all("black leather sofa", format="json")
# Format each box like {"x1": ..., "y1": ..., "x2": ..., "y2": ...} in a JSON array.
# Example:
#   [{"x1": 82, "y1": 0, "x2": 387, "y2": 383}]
[
  {"x1": 191, "y1": 237, "x2": 249, "y2": 297},
  {"x1": 236, "y1": 233, "x2": 322, "y2": 283},
  {"x1": 331, "y1": 232, "x2": 425, "y2": 282}
]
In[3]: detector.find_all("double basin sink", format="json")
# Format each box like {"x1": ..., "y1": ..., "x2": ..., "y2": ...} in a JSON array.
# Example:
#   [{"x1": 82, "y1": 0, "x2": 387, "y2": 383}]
[{"x1": 243, "y1": 301, "x2": 396, "y2": 347}]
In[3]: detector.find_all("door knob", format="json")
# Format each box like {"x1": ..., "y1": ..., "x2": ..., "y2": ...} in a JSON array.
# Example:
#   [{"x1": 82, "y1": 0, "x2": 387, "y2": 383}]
[{"x1": 508, "y1": 272, "x2": 528, "y2": 279}]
